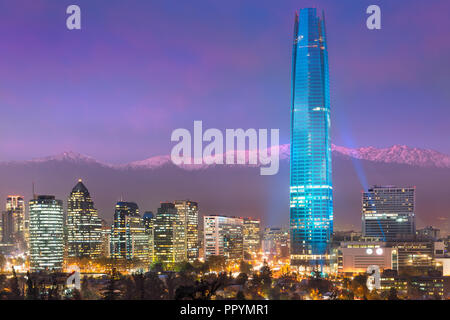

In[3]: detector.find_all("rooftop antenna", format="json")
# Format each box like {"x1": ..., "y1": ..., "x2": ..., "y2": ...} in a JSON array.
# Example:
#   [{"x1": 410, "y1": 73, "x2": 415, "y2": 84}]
[{"x1": 32, "y1": 182, "x2": 37, "y2": 200}]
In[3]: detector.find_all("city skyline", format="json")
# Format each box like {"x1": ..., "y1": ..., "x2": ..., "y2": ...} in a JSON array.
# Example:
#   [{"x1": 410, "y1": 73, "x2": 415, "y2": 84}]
[{"x1": 0, "y1": 1, "x2": 449, "y2": 302}]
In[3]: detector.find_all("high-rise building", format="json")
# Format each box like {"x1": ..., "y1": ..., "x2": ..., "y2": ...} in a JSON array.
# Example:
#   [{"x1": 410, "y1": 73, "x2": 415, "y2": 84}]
[
  {"x1": 66, "y1": 179, "x2": 103, "y2": 259},
  {"x1": 362, "y1": 186, "x2": 415, "y2": 241},
  {"x1": 204, "y1": 215, "x2": 243, "y2": 260},
  {"x1": 5, "y1": 195, "x2": 25, "y2": 246},
  {"x1": 143, "y1": 211, "x2": 155, "y2": 263},
  {"x1": 290, "y1": 8, "x2": 333, "y2": 265},
  {"x1": 100, "y1": 219, "x2": 110, "y2": 257},
  {"x1": 110, "y1": 202, "x2": 149, "y2": 264},
  {"x1": 392, "y1": 240, "x2": 434, "y2": 271},
  {"x1": 1, "y1": 211, "x2": 14, "y2": 244},
  {"x1": 262, "y1": 227, "x2": 290, "y2": 258},
  {"x1": 29, "y1": 195, "x2": 64, "y2": 271},
  {"x1": 110, "y1": 201, "x2": 138, "y2": 259},
  {"x1": 154, "y1": 203, "x2": 185, "y2": 264},
  {"x1": 243, "y1": 218, "x2": 261, "y2": 259},
  {"x1": 174, "y1": 200, "x2": 199, "y2": 262},
  {"x1": 417, "y1": 226, "x2": 441, "y2": 241}
]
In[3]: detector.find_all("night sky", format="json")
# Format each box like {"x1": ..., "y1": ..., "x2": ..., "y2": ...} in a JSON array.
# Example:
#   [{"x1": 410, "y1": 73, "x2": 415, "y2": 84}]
[{"x1": 1, "y1": 0, "x2": 449, "y2": 164}]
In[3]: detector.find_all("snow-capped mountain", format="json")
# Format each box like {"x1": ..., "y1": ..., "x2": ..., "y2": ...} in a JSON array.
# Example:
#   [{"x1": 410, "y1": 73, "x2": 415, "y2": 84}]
[
  {"x1": 331, "y1": 144, "x2": 450, "y2": 168},
  {"x1": 1, "y1": 144, "x2": 450, "y2": 232},
  {"x1": 30, "y1": 151, "x2": 104, "y2": 165},
  {"x1": 122, "y1": 144, "x2": 450, "y2": 170},
  {"x1": 3, "y1": 144, "x2": 450, "y2": 170}
]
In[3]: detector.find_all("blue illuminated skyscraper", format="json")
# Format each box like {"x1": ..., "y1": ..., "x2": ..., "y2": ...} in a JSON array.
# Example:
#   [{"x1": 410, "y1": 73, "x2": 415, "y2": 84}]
[{"x1": 290, "y1": 8, "x2": 333, "y2": 266}]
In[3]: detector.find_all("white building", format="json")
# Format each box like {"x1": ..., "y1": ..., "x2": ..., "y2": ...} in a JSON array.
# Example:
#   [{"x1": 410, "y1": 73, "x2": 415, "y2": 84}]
[
  {"x1": 338, "y1": 241, "x2": 396, "y2": 274},
  {"x1": 29, "y1": 195, "x2": 64, "y2": 272},
  {"x1": 204, "y1": 215, "x2": 243, "y2": 260}
]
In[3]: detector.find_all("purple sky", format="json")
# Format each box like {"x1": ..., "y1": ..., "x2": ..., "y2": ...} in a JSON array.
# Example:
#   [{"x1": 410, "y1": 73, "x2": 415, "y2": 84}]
[{"x1": 1, "y1": 0, "x2": 449, "y2": 164}]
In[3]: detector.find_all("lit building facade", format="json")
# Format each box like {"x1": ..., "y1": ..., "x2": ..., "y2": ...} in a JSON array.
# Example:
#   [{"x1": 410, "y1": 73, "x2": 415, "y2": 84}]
[
  {"x1": 380, "y1": 269, "x2": 444, "y2": 299},
  {"x1": 204, "y1": 215, "x2": 243, "y2": 260},
  {"x1": 1, "y1": 211, "x2": 14, "y2": 244},
  {"x1": 392, "y1": 240, "x2": 434, "y2": 271},
  {"x1": 154, "y1": 203, "x2": 185, "y2": 264},
  {"x1": 5, "y1": 195, "x2": 26, "y2": 246},
  {"x1": 29, "y1": 195, "x2": 64, "y2": 271},
  {"x1": 243, "y1": 218, "x2": 261, "y2": 258},
  {"x1": 174, "y1": 200, "x2": 199, "y2": 262},
  {"x1": 100, "y1": 219, "x2": 110, "y2": 257},
  {"x1": 362, "y1": 186, "x2": 415, "y2": 241},
  {"x1": 290, "y1": 8, "x2": 333, "y2": 266},
  {"x1": 337, "y1": 241, "x2": 396, "y2": 274},
  {"x1": 417, "y1": 226, "x2": 440, "y2": 241},
  {"x1": 262, "y1": 227, "x2": 290, "y2": 258},
  {"x1": 143, "y1": 211, "x2": 155, "y2": 263},
  {"x1": 110, "y1": 201, "x2": 149, "y2": 264},
  {"x1": 126, "y1": 214, "x2": 150, "y2": 264},
  {"x1": 66, "y1": 180, "x2": 102, "y2": 258}
]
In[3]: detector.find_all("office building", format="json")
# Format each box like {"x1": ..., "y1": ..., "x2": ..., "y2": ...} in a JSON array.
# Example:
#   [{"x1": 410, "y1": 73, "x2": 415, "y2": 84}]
[
  {"x1": 262, "y1": 227, "x2": 289, "y2": 258},
  {"x1": 290, "y1": 8, "x2": 333, "y2": 265},
  {"x1": 174, "y1": 200, "x2": 199, "y2": 262},
  {"x1": 154, "y1": 203, "x2": 185, "y2": 264},
  {"x1": 362, "y1": 186, "x2": 415, "y2": 240},
  {"x1": 243, "y1": 217, "x2": 261, "y2": 258},
  {"x1": 66, "y1": 179, "x2": 103, "y2": 258},
  {"x1": 29, "y1": 195, "x2": 64, "y2": 271},
  {"x1": 110, "y1": 202, "x2": 149, "y2": 264},
  {"x1": 337, "y1": 241, "x2": 396, "y2": 274},
  {"x1": 417, "y1": 226, "x2": 441, "y2": 241},
  {"x1": 143, "y1": 211, "x2": 155, "y2": 263},
  {"x1": 204, "y1": 215, "x2": 243, "y2": 260},
  {"x1": 392, "y1": 240, "x2": 435, "y2": 271},
  {"x1": 1, "y1": 211, "x2": 14, "y2": 244},
  {"x1": 4, "y1": 195, "x2": 26, "y2": 246}
]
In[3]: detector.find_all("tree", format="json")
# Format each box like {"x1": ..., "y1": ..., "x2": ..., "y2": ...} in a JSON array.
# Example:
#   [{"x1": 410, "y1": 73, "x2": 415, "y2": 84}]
[
  {"x1": 206, "y1": 255, "x2": 227, "y2": 272},
  {"x1": 146, "y1": 272, "x2": 166, "y2": 300},
  {"x1": 259, "y1": 265, "x2": 273, "y2": 294},
  {"x1": 239, "y1": 261, "x2": 252, "y2": 275},
  {"x1": 164, "y1": 272, "x2": 178, "y2": 300},
  {"x1": 236, "y1": 290, "x2": 245, "y2": 300},
  {"x1": 0, "y1": 255, "x2": 6, "y2": 272},
  {"x1": 150, "y1": 262, "x2": 164, "y2": 273},
  {"x1": 9, "y1": 267, "x2": 22, "y2": 299},
  {"x1": 387, "y1": 287, "x2": 399, "y2": 300},
  {"x1": 103, "y1": 269, "x2": 121, "y2": 300},
  {"x1": 235, "y1": 273, "x2": 248, "y2": 286},
  {"x1": 351, "y1": 274, "x2": 369, "y2": 299},
  {"x1": 268, "y1": 286, "x2": 281, "y2": 300},
  {"x1": 175, "y1": 261, "x2": 194, "y2": 274},
  {"x1": 25, "y1": 272, "x2": 40, "y2": 300},
  {"x1": 81, "y1": 276, "x2": 99, "y2": 300},
  {"x1": 123, "y1": 277, "x2": 136, "y2": 300}
]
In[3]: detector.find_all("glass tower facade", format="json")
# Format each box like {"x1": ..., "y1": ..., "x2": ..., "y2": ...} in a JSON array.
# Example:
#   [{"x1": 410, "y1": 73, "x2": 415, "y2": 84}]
[
  {"x1": 290, "y1": 8, "x2": 333, "y2": 265},
  {"x1": 174, "y1": 200, "x2": 199, "y2": 262},
  {"x1": 67, "y1": 179, "x2": 103, "y2": 259},
  {"x1": 29, "y1": 195, "x2": 64, "y2": 271},
  {"x1": 154, "y1": 202, "x2": 185, "y2": 264},
  {"x1": 362, "y1": 186, "x2": 415, "y2": 240}
]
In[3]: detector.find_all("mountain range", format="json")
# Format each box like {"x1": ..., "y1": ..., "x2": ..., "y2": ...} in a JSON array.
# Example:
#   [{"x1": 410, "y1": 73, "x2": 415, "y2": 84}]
[
  {"x1": 18, "y1": 144, "x2": 450, "y2": 170},
  {"x1": 1, "y1": 144, "x2": 449, "y2": 234}
]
